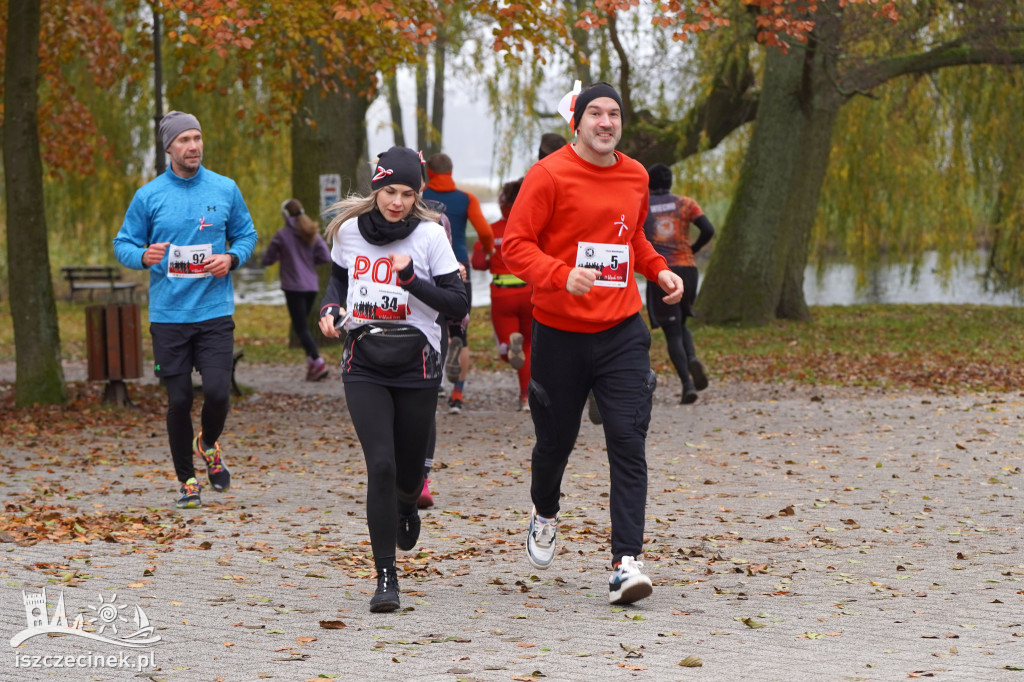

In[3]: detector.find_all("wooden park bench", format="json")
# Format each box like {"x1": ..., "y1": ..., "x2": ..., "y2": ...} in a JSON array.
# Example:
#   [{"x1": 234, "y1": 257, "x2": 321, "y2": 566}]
[{"x1": 62, "y1": 265, "x2": 138, "y2": 302}]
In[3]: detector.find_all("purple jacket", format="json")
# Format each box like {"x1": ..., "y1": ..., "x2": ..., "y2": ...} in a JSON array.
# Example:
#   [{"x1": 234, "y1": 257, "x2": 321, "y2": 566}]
[{"x1": 261, "y1": 218, "x2": 331, "y2": 292}]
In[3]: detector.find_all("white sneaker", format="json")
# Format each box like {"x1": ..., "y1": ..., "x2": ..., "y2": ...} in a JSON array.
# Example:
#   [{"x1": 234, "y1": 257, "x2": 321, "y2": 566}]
[
  {"x1": 508, "y1": 332, "x2": 525, "y2": 370},
  {"x1": 526, "y1": 507, "x2": 557, "y2": 569},
  {"x1": 608, "y1": 556, "x2": 653, "y2": 605}
]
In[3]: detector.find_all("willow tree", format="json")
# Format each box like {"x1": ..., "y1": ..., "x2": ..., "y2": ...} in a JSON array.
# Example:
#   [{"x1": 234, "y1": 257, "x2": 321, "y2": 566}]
[
  {"x1": 693, "y1": 1, "x2": 1024, "y2": 325},
  {"x1": 587, "y1": 0, "x2": 1024, "y2": 324},
  {"x1": 476, "y1": 1, "x2": 1024, "y2": 323},
  {"x1": 176, "y1": 0, "x2": 565, "y2": 213},
  {"x1": 812, "y1": 65, "x2": 1020, "y2": 292}
]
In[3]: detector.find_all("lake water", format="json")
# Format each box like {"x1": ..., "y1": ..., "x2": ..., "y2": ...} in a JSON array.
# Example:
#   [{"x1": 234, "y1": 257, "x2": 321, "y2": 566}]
[{"x1": 236, "y1": 250, "x2": 1023, "y2": 308}]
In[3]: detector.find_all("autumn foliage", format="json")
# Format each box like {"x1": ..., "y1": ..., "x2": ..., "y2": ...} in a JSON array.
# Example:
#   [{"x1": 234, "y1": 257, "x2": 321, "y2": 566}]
[
  {"x1": 583, "y1": 0, "x2": 898, "y2": 49},
  {"x1": 0, "y1": 0, "x2": 907, "y2": 181}
]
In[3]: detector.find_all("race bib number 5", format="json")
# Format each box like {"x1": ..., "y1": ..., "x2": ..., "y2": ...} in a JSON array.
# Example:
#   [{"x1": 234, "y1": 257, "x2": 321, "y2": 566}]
[
  {"x1": 576, "y1": 242, "x2": 629, "y2": 287},
  {"x1": 167, "y1": 243, "x2": 213, "y2": 279},
  {"x1": 350, "y1": 280, "x2": 410, "y2": 321}
]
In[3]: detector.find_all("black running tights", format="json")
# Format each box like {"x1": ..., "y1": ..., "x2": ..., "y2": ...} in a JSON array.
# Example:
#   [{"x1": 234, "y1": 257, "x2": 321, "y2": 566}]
[
  {"x1": 284, "y1": 290, "x2": 319, "y2": 359},
  {"x1": 344, "y1": 381, "x2": 438, "y2": 568},
  {"x1": 662, "y1": 322, "x2": 692, "y2": 384},
  {"x1": 164, "y1": 368, "x2": 231, "y2": 483}
]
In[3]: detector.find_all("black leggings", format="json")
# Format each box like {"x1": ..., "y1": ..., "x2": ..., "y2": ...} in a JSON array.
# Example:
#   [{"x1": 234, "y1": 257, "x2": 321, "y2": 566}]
[
  {"x1": 344, "y1": 381, "x2": 438, "y2": 567},
  {"x1": 284, "y1": 290, "x2": 319, "y2": 359},
  {"x1": 662, "y1": 322, "x2": 695, "y2": 384},
  {"x1": 164, "y1": 368, "x2": 231, "y2": 483}
]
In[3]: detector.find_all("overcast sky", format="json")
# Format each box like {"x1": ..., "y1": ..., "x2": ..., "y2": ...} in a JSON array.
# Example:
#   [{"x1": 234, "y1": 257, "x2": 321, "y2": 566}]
[{"x1": 365, "y1": 72, "x2": 539, "y2": 191}]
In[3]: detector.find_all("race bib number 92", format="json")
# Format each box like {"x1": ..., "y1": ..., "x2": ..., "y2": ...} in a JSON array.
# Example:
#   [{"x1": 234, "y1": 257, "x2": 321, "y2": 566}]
[{"x1": 167, "y1": 244, "x2": 213, "y2": 279}]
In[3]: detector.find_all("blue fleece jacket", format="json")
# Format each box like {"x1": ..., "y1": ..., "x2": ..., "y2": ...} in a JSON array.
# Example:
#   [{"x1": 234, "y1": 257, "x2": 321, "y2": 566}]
[{"x1": 114, "y1": 166, "x2": 258, "y2": 323}]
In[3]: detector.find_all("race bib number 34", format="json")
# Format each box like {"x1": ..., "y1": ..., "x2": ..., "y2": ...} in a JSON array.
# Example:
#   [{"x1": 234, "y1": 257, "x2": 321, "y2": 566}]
[
  {"x1": 576, "y1": 242, "x2": 629, "y2": 287},
  {"x1": 167, "y1": 244, "x2": 213, "y2": 279},
  {"x1": 350, "y1": 281, "x2": 410, "y2": 321}
]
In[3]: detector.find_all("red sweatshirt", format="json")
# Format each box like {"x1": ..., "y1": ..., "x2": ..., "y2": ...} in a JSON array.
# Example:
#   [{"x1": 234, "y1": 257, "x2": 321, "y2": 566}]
[{"x1": 503, "y1": 145, "x2": 669, "y2": 333}]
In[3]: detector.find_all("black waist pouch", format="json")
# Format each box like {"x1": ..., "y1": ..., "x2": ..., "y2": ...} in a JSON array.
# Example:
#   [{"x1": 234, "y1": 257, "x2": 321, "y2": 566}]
[{"x1": 349, "y1": 323, "x2": 427, "y2": 372}]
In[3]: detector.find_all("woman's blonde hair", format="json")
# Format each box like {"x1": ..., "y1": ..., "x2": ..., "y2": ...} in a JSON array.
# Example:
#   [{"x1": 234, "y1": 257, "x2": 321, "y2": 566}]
[{"x1": 323, "y1": 188, "x2": 440, "y2": 243}]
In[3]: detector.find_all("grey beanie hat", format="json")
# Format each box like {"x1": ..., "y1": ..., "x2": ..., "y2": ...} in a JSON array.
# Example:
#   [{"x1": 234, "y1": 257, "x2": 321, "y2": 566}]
[{"x1": 159, "y1": 111, "x2": 201, "y2": 150}]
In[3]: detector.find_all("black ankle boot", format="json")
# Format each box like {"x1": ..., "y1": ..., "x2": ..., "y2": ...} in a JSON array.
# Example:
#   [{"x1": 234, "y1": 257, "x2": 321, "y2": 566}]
[
  {"x1": 688, "y1": 359, "x2": 708, "y2": 391},
  {"x1": 369, "y1": 565, "x2": 400, "y2": 612},
  {"x1": 681, "y1": 380, "x2": 698, "y2": 404},
  {"x1": 397, "y1": 510, "x2": 421, "y2": 551}
]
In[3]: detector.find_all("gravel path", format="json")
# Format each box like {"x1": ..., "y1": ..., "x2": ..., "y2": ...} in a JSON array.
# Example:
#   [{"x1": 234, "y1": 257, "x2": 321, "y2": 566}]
[{"x1": 1, "y1": 362, "x2": 1022, "y2": 681}]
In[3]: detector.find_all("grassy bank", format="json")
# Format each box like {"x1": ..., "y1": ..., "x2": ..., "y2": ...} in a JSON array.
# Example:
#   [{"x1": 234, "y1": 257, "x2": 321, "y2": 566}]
[{"x1": 1, "y1": 302, "x2": 1022, "y2": 392}]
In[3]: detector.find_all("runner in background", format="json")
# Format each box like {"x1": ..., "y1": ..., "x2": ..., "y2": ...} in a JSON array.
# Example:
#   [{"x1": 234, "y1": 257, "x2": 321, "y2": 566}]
[
  {"x1": 113, "y1": 111, "x2": 257, "y2": 510},
  {"x1": 262, "y1": 198, "x2": 332, "y2": 382},
  {"x1": 472, "y1": 178, "x2": 532, "y2": 410},
  {"x1": 422, "y1": 153, "x2": 494, "y2": 414},
  {"x1": 642, "y1": 163, "x2": 715, "y2": 404}
]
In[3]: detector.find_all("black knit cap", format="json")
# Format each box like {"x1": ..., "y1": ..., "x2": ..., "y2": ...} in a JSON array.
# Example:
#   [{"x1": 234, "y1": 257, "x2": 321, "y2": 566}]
[
  {"x1": 572, "y1": 82, "x2": 623, "y2": 132},
  {"x1": 647, "y1": 163, "x2": 673, "y2": 191},
  {"x1": 371, "y1": 146, "x2": 424, "y2": 192}
]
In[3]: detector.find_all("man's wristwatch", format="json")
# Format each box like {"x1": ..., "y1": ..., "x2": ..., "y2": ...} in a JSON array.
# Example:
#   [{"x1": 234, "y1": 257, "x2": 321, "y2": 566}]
[{"x1": 229, "y1": 253, "x2": 239, "y2": 270}]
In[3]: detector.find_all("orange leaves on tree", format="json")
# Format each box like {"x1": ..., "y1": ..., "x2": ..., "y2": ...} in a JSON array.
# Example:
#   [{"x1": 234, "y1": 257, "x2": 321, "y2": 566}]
[
  {"x1": 164, "y1": 0, "x2": 264, "y2": 58},
  {"x1": 623, "y1": 0, "x2": 901, "y2": 50},
  {"x1": 485, "y1": 0, "x2": 570, "y2": 59}
]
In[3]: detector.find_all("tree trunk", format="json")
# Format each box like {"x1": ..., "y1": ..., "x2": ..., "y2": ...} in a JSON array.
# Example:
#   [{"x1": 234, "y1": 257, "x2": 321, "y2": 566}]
[
  {"x1": 385, "y1": 73, "x2": 405, "y2": 148},
  {"x1": 290, "y1": 72, "x2": 372, "y2": 346},
  {"x1": 4, "y1": 0, "x2": 67, "y2": 406},
  {"x1": 696, "y1": 20, "x2": 842, "y2": 326},
  {"x1": 291, "y1": 76, "x2": 372, "y2": 221},
  {"x1": 427, "y1": 35, "x2": 446, "y2": 156},
  {"x1": 570, "y1": 0, "x2": 593, "y2": 84},
  {"x1": 415, "y1": 44, "x2": 428, "y2": 150}
]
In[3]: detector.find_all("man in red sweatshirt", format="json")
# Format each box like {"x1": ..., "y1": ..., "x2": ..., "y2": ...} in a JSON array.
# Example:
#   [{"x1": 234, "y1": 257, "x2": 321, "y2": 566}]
[{"x1": 502, "y1": 82, "x2": 684, "y2": 606}]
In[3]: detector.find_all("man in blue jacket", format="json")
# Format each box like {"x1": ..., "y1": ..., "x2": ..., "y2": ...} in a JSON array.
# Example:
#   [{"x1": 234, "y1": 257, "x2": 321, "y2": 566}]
[{"x1": 114, "y1": 111, "x2": 258, "y2": 510}]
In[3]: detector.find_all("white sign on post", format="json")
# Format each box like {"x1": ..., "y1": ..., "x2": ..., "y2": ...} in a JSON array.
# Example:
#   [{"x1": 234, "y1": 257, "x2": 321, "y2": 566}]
[{"x1": 319, "y1": 174, "x2": 341, "y2": 214}]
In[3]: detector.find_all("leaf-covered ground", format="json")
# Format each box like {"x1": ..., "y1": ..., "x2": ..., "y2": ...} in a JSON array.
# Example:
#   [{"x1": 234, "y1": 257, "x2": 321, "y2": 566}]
[
  {"x1": 4, "y1": 302, "x2": 1023, "y2": 392},
  {"x1": 1, "y1": 367, "x2": 1021, "y2": 679}
]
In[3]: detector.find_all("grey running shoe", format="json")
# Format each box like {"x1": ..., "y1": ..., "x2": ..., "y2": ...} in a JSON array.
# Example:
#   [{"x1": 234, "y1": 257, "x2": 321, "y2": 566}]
[
  {"x1": 194, "y1": 434, "x2": 230, "y2": 492},
  {"x1": 176, "y1": 477, "x2": 201, "y2": 509},
  {"x1": 445, "y1": 337, "x2": 464, "y2": 383},
  {"x1": 508, "y1": 332, "x2": 525, "y2": 370}
]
